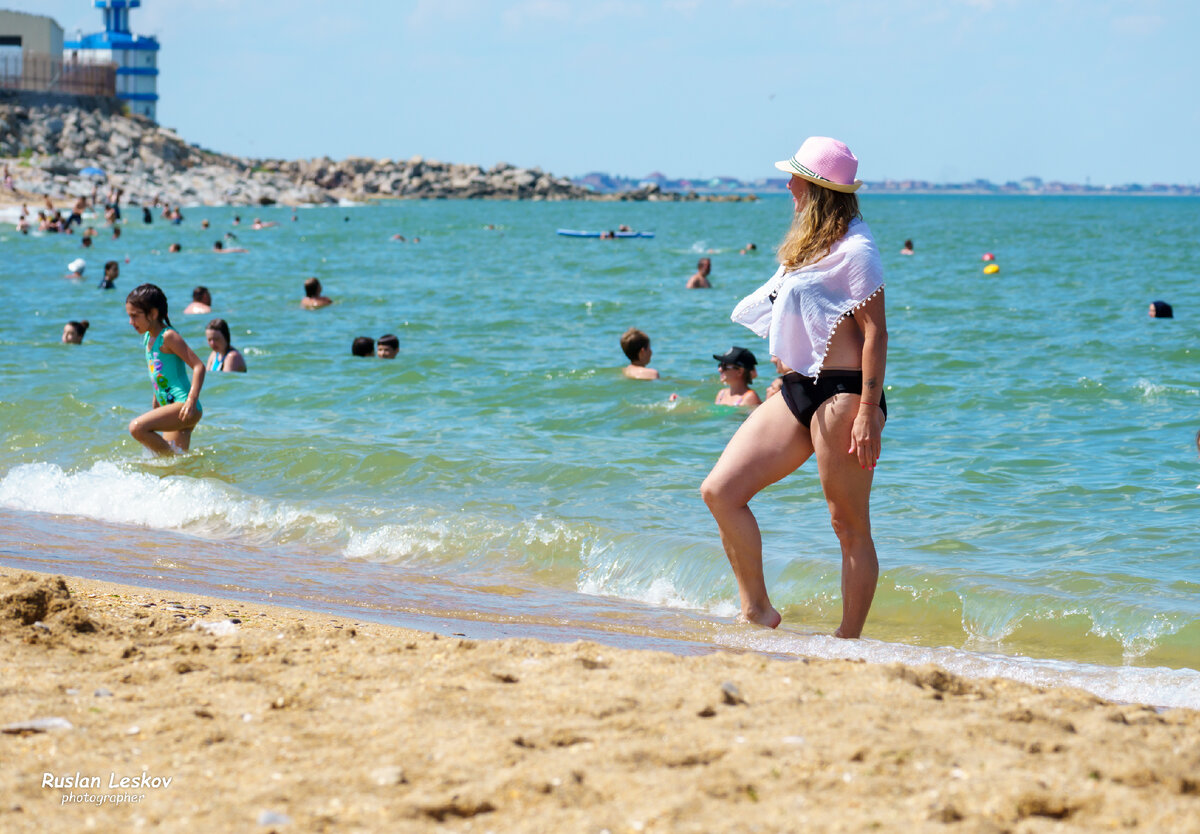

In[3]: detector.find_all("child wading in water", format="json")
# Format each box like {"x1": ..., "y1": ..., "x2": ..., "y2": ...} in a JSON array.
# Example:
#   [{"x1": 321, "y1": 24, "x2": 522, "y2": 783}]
[{"x1": 125, "y1": 283, "x2": 206, "y2": 455}]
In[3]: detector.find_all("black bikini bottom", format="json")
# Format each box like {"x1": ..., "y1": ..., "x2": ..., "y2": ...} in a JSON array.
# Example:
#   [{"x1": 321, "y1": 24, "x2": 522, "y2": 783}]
[{"x1": 778, "y1": 370, "x2": 888, "y2": 429}]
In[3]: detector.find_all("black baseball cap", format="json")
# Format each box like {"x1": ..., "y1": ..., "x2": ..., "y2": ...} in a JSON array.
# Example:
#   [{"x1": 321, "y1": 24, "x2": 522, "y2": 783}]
[{"x1": 713, "y1": 346, "x2": 757, "y2": 369}]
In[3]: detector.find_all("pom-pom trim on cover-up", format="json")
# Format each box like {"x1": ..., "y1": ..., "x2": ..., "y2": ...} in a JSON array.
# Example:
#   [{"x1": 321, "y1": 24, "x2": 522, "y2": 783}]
[{"x1": 812, "y1": 283, "x2": 885, "y2": 380}]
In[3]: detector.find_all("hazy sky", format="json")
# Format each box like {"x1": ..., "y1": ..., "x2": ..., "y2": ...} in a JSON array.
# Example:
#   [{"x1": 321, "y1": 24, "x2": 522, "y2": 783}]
[{"x1": 16, "y1": 0, "x2": 1200, "y2": 184}]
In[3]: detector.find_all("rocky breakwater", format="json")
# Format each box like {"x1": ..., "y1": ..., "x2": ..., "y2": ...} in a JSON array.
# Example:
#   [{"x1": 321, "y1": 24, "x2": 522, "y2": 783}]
[
  {"x1": 0, "y1": 102, "x2": 328, "y2": 206},
  {"x1": 2, "y1": 102, "x2": 750, "y2": 206}
]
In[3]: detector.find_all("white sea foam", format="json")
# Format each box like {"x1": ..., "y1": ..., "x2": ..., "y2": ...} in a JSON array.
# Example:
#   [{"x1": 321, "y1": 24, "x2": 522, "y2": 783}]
[
  {"x1": 0, "y1": 462, "x2": 341, "y2": 543},
  {"x1": 714, "y1": 628, "x2": 1200, "y2": 710}
]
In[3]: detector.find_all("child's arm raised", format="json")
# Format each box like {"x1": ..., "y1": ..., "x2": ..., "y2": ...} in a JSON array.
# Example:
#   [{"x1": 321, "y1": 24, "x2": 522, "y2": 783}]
[{"x1": 161, "y1": 330, "x2": 206, "y2": 423}]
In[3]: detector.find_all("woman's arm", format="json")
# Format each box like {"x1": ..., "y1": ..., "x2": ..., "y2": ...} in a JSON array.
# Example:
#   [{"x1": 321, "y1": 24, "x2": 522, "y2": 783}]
[
  {"x1": 163, "y1": 330, "x2": 206, "y2": 421},
  {"x1": 849, "y1": 290, "x2": 887, "y2": 468}
]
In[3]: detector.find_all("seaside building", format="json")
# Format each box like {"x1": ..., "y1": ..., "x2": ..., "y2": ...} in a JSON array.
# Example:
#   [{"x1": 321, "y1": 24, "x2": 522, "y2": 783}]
[
  {"x1": 0, "y1": 10, "x2": 64, "y2": 75},
  {"x1": 64, "y1": 0, "x2": 159, "y2": 120}
]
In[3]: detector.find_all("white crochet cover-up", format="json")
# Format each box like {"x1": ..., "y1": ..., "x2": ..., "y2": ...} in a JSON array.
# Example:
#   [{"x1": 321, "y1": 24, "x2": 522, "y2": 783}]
[{"x1": 730, "y1": 218, "x2": 884, "y2": 379}]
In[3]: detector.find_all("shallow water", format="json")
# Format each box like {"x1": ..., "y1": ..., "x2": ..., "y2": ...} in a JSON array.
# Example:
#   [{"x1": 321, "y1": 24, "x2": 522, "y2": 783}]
[{"x1": 1, "y1": 195, "x2": 1198, "y2": 708}]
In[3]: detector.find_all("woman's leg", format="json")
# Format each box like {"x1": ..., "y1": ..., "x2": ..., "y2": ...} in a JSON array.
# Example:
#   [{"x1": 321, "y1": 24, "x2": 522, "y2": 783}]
[
  {"x1": 129, "y1": 404, "x2": 199, "y2": 456},
  {"x1": 810, "y1": 395, "x2": 878, "y2": 638},
  {"x1": 701, "y1": 394, "x2": 814, "y2": 626}
]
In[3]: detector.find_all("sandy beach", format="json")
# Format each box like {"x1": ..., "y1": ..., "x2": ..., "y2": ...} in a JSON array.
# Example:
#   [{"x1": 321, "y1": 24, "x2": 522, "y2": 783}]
[{"x1": 0, "y1": 570, "x2": 1196, "y2": 833}]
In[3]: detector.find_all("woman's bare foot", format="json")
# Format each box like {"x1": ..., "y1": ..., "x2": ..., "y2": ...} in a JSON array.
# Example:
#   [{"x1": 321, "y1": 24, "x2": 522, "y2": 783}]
[{"x1": 736, "y1": 604, "x2": 782, "y2": 628}]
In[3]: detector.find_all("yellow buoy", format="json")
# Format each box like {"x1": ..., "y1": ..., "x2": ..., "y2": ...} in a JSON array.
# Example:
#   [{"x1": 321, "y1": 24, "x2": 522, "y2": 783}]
[{"x1": 983, "y1": 263, "x2": 1000, "y2": 274}]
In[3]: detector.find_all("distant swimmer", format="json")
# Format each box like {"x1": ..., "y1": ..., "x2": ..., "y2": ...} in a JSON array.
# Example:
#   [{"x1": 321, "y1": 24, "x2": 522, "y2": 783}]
[
  {"x1": 124, "y1": 283, "x2": 207, "y2": 456},
  {"x1": 376, "y1": 334, "x2": 399, "y2": 359},
  {"x1": 66, "y1": 258, "x2": 86, "y2": 280},
  {"x1": 62, "y1": 319, "x2": 89, "y2": 344},
  {"x1": 351, "y1": 336, "x2": 375, "y2": 357},
  {"x1": 392, "y1": 234, "x2": 407, "y2": 242},
  {"x1": 740, "y1": 242, "x2": 758, "y2": 255},
  {"x1": 713, "y1": 346, "x2": 762, "y2": 408},
  {"x1": 97, "y1": 260, "x2": 119, "y2": 290},
  {"x1": 900, "y1": 239, "x2": 914, "y2": 255},
  {"x1": 1149, "y1": 300, "x2": 1174, "y2": 318},
  {"x1": 301, "y1": 277, "x2": 333, "y2": 309},
  {"x1": 251, "y1": 217, "x2": 278, "y2": 230},
  {"x1": 205, "y1": 318, "x2": 247, "y2": 373},
  {"x1": 183, "y1": 286, "x2": 213, "y2": 315},
  {"x1": 212, "y1": 240, "x2": 248, "y2": 254},
  {"x1": 686, "y1": 257, "x2": 712, "y2": 289},
  {"x1": 620, "y1": 327, "x2": 659, "y2": 380},
  {"x1": 168, "y1": 242, "x2": 181, "y2": 253}
]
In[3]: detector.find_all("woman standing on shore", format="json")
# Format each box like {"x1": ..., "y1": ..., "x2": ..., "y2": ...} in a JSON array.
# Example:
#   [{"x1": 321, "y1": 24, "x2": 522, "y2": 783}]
[{"x1": 701, "y1": 137, "x2": 888, "y2": 638}]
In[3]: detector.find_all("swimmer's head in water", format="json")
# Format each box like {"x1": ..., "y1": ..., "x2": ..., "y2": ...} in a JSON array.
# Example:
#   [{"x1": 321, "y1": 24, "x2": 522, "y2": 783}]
[
  {"x1": 620, "y1": 328, "x2": 651, "y2": 362},
  {"x1": 104, "y1": 260, "x2": 119, "y2": 279},
  {"x1": 351, "y1": 336, "x2": 375, "y2": 357},
  {"x1": 206, "y1": 318, "x2": 231, "y2": 350},
  {"x1": 193, "y1": 285, "x2": 211, "y2": 304},
  {"x1": 62, "y1": 320, "x2": 89, "y2": 344},
  {"x1": 168, "y1": 242, "x2": 181, "y2": 253},
  {"x1": 304, "y1": 277, "x2": 323, "y2": 298},
  {"x1": 213, "y1": 240, "x2": 223, "y2": 250},
  {"x1": 376, "y1": 334, "x2": 399, "y2": 359},
  {"x1": 126, "y1": 283, "x2": 171, "y2": 329},
  {"x1": 1149, "y1": 300, "x2": 1174, "y2": 318},
  {"x1": 68, "y1": 258, "x2": 86, "y2": 275}
]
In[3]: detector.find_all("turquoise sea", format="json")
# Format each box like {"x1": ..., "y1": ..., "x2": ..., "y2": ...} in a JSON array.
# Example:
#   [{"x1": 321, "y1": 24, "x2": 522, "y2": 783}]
[{"x1": 1, "y1": 194, "x2": 1197, "y2": 708}]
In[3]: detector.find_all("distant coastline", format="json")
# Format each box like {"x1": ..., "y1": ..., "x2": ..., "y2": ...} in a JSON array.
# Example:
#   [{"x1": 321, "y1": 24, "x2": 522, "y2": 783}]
[{"x1": 573, "y1": 172, "x2": 1200, "y2": 197}]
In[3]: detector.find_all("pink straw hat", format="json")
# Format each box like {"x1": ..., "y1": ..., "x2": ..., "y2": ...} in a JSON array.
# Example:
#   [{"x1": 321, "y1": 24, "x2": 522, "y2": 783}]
[{"x1": 774, "y1": 136, "x2": 862, "y2": 193}]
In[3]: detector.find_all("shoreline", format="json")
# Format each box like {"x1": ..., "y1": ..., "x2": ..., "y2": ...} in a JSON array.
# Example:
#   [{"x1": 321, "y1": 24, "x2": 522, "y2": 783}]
[{"x1": 2, "y1": 568, "x2": 1197, "y2": 832}]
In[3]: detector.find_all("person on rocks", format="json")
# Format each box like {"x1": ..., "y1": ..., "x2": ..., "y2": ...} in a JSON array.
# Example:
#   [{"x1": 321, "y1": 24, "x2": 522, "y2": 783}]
[{"x1": 701, "y1": 137, "x2": 888, "y2": 639}]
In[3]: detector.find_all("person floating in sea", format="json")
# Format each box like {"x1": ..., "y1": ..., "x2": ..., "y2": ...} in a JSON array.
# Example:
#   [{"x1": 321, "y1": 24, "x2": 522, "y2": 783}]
[
  {"x1": 98, "y1": 260, "x2": 119, "y2": 290},
  {"x1": 701, "y1": 136, "x2": 888, "y2": 638},
  {"x1": 686, "y1": 257, "x2": 713, "y2": 289},
  {"x1": 65, "y1": 258, "x2": 86, "y2": 280},
  {"x1": 713, "y1": 346, "x2": 762, "y2": 408},
  {"x1": 351, "y1": 337, "x2": 375, "y2": 357},
  {"x1": 375, "y1": 334, "x2": 399, "y2": 359},
  {"x1": 1149, "y1": 300, "x2": 1174, "y2": 318},
  {"x1": 620, "y1": 327, "x2": 660, "y2": 380},
  {"x1": 125, "y1": 283, "x2": 207, "y2": 456},
  {"x1": 184, "y1": 286, "x2": 213, "y2": 315},
  {"x1": 740, "y1": 242, "x2": 758, "y2": 255},
  {"x1": 212, "y1": 240, "x2": 248, "y2": 254},
  {"x1": 61, "y1": 320, "x2": 89, "y2": 345},
  {"x1": 301, "y1": 277, "x2": 333, "y2": 309},
  {"x1": 251, "y1": 217, "x2": 278, "y2": 230},
  {"x1": 167, "y1": 242, "x2": 181, "y2": 253},
  {"x1": 900, "y1": 239, "x2": 914, "y2": 255},
  {"x1": 205, "y1": 318, "x2": 247, "y2": 373}
]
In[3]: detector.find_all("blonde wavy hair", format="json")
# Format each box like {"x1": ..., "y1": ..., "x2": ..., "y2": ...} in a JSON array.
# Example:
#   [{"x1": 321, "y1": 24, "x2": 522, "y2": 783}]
[{"x1": 776, "y1": 180, "x2": 862, "y2": 270}]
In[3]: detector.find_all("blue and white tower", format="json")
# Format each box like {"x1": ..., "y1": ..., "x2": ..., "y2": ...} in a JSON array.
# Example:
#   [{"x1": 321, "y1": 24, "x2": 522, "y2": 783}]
[{"x1": 64, "y1": 1, "x2": 159, "y2": 120}]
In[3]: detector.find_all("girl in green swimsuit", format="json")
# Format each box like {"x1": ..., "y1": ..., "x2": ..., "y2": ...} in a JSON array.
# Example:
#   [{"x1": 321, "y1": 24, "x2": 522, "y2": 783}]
[{"x1": 125, "y1": 283, "x2": 207, "y2": 455}]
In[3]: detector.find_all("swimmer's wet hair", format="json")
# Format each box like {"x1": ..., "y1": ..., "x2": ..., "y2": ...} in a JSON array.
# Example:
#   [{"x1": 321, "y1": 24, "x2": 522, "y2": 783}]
[
  {"x1": 304, "y1": 277, "x2": 322, "y2": 297},
  {"x1": 351, "y1": 336, "x2": 374, "y2": 357},
  {"x1": 377, "y1": 334, "x2": 399, "y2": 350},
  {"x1": 193, "y1": 285, "x2": 210, "y2": 301},
  {"x1": 206, "y1": 318, "x2": 231, "y2": 345},
  {"x1": 620, "y1": 327, "x2": 650, "y2": 361},
  {"x1": 126, "y1": 283, "x2": 171, "y2": 327},
  {"x1": 67, "y1": 320, "x2": 89, "y2": 337}
]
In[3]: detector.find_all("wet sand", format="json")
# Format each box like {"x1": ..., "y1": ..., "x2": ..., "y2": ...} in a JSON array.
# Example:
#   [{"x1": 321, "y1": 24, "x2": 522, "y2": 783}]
[{"x1": 1, "y1": 569, "x2": 1197, "y2": 833}]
